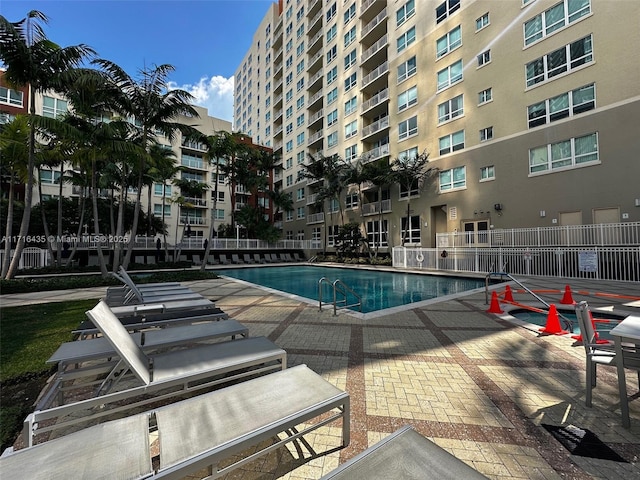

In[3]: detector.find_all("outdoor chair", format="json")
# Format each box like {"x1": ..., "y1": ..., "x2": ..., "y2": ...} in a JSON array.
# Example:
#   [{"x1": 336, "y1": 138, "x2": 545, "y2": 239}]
[
  {"x1": 105, "y1": 297, "x2": 218, "y2": 321},
  {"x1": 320, "y1": 426, "x2": 487, "y2": 479},
  {"x1": 22, "y1": 300, "x2": 286, "y2": 446},
  {"x1": 243, "y1": 253, "x2": 255, "y2": 264},
  {"x1": 106, "y1": 268, "x2": 203, "y2": 306},
  {"x1": 575, "y1": 302, "x2": 618, "y2": 407},
  {"x1": 254, "y1": 253, "x2": 266, "y2": 264},
  {"x1": 219, "y1": 254, "x2": 230, "y2": 264},
  {"x1": 231, "y1": 253, "x2": 244, "y2": 264},
  {"x1": 293, "y1": 252, "x2": 303, "y2": 262},
  {"x1": 7, "y1": 365, "x2": 349, "y2": 479}
]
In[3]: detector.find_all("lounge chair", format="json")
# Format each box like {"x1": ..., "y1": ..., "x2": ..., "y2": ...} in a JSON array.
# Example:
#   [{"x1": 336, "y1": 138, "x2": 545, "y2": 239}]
[
  {"x1": 23, "y1": 300, "x2": 286, "y2": 446},
  {"x1": 105, "y1": 297, "x2": 218, "y2": 320},
  {"x1": 254, "y1": 253, "x2": 266, "y2": 264},
  {"x1": 219, "y1": 253, "x2": 230, "y2": 264},
  {"x1": 72, "y1": 306, "x2": 229, "y2": 338},
  {"x1": 244, "y1": 253, "x2": 255, "y2": 264},
  {"x1": 293, "y1": 252, "x2": 303, "y2": 261},
  {"x1": 320, "y1": 426, "x2": 487, "y2": 479},
  {"x1": 266, "y1": 253, "x2": 277, "y2": 263},
  {"x1": 106, "y1": 270, "x2": 203, "y2": 306},
  {"x1": 8, "y1": 365, "x2": 349, "y2": 479},
  {"x1": 231, "y1": 253, "x2": 244, "y2": 264}
]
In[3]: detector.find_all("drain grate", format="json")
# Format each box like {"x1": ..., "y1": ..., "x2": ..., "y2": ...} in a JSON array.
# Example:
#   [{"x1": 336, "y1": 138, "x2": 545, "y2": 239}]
[{"x1": 542, "y1": 424, "x2": 628, "y2": 462}]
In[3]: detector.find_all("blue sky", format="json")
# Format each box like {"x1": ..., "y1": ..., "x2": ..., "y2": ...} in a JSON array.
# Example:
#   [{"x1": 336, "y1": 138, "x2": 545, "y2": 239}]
[{"x1": 0, "y1": 0, "x2": 275, "y2": 122}]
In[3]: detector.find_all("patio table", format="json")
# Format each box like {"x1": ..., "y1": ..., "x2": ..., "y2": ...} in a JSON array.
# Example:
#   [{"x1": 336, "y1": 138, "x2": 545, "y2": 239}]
[{"x1": 609, "y1": 315, "x2": 640, "y2": 427}]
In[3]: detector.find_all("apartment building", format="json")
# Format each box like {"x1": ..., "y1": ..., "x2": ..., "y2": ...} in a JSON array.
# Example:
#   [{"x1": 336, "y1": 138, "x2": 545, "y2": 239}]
[
  {"x1": 19, "y1": 88, "x2": 234, "y2": 243},
  {"x1": 234, "y1": 0, "x2": 640, "y2": 250}
]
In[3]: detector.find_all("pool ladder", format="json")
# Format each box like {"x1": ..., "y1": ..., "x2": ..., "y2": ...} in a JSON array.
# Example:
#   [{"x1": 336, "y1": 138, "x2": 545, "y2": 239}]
[
  {"x1": 485, "y1": 272, "x2": 573, "y2": 332},
  {"x1": 318, "y1": 277, "x2": 362, "y2": 316}
]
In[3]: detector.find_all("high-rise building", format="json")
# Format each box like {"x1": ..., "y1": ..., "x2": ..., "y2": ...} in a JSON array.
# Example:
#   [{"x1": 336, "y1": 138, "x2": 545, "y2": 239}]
[{"x1": 234, "y1": 0, "x2": 640, "y2": 250}]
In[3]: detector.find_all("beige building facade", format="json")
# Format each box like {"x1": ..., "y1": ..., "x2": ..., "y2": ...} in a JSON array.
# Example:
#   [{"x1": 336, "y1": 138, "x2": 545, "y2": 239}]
[{"x1": 234, "y1": 0, "x2": 640, "y2": 250}]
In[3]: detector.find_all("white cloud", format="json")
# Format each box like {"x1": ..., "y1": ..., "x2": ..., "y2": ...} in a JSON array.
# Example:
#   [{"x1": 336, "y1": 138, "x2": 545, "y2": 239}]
[{"x1": 167, "y1": 75, "x2": 234, "y2": 123}]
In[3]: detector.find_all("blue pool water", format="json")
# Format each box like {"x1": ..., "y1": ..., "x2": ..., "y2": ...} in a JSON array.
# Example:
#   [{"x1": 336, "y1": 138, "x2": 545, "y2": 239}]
[{"x1": 215, "y1": 266, "x2": 485, "y2": 313}]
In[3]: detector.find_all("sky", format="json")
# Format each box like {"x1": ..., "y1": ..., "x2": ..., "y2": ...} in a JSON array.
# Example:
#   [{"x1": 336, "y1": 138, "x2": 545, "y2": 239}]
[{"x1": 0, "y1": 0, "x2": 276, "y2": 122}]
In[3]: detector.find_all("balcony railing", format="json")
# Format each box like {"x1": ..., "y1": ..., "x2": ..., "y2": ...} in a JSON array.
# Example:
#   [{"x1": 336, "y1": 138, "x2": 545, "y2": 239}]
[
  {"x1": 361, "y1": 199, "x2": 392, "y2": 215},
  {"x1": 362, "y1": 116, "x2": 389, "y2": 138},
  {"x1": 361, "y1": 34, "x2": 388, "y2": 64},
  {"x1": 179, "y1": 216, "x2": 206, "y2": 225},
  {"x1": 307, "y1": 130, "x2": 323, "y2": 146},
  {"x1": 307, "y1": 212, "x2": 325, "y2": 224},
  {"x1": 361, "y1": 88, "x2": 389, "y2": 113},
  {"x1": 307, "y1": 193, "x2": 320, "y2": 205},
  {"x1": 361, "y1": 61, "x2": 389, "y2": 88},
  {"x1": 182, "y1": 197, "x2": 207, "y2": 207},
  {"x1": 307, "y1": 108, "x2": 323, "y2": 126},
  {"x1": 361, "y1": 8, "x2": 387, "y2": 38},
  {"x1": 362, "y1": 143, "x2": 390, "y2": 162},
  {"x1": 308, "y1": 89, "x2": 323, "y2": 106}
]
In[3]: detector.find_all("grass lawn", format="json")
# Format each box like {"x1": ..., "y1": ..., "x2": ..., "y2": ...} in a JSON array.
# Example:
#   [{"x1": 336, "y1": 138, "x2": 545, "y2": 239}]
[{"x1": 0, "y1": 299, "x2": 97, "y2": 451}]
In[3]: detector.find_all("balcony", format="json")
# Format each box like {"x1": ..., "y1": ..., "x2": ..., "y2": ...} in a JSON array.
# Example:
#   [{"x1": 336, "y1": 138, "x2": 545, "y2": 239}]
[
  {"x1": 273, "y1": 141, "x2": 283, "y2": 151},
  {"x1": 361, "y1": 35, "x2": 388, "y2": 68},
  {"x1": 361, "y1": 61, "x2": 389, "y2": 92},
  {"x1": 361, "y1": 116, "x2": 389, "y2": 140},
  {"x1": 308, "y1": 69, "x2": 323, "y2": 90},
  {"x1": 362, "y1": 143, "x2": 390, "y2": 163},
  {"x1": 360, "y1": 0, "x2": 386, "y2": 23},
  {"x1": 183, "y1": 197, "x2": 207, "y2": 208},
  {"x1": 307, "y1": 0, "x2": 321, "y2": 17},
  {"x1": 361, "y1": 199, "x2": 392, "y2": 216},
  {"x1": 274, "y1": 125, "x2": 283, "y2": 137},
  {"x1": 273, "y1": 93, "x2": 283, "y2": 106},
  {"x1": 307, "y1": 192, "x2": 320, "y2": 205},
  {"x1": 308, "y1": 29, "x2": 323, "y2": 54},
  {"x1": 307, "y1": 212, "x2": 325, "y2": 224},
  {"x1": 308, "y1": 89, "x2": 324, "y2": 108},
  {"x1": 361, "y1": 8, "x2": 387, "y2": 43},
  {"x1": 307, "y1": 129, "x2": 323, "y2": 147},
  {"x1": 307, "y1": 108, "x2": 323, "y2": 127},
  {"x1": 307, "y1": 50, "x2": 323, "y2": 73},
  {"x1": 181, "y1": 139, "x2": 206, "y2": 151},
  {"x1": 180, "y1": 216, "x2": 206, "y2": 225},
  {"x1": 361, "y1": 88, "x2": 389, "y2": 117},
  {"x1": 274, "y1": 78, "x2": 283, "y2": 93},
  {"x1": 307, "y1": 11, "x2": 322, "y2": 36},
  {"x1": 274, "y1": 109, "x2": 283, "y2": 122}
]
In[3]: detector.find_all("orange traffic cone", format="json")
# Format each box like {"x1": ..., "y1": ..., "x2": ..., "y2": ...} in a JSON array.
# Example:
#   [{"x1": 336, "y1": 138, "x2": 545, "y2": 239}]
[
  {"x1": 503, "y1": 285, "x2": 514, "y2": 302},
  {"x1": 560, "y1": 285, "x2": 575, "y2": 305},
  {"x1": 539, "y1": 304, "x2": 568, "y2": 335},
  {"x1": 487, "y1": 291, "x2": 504, "y2": 313}
]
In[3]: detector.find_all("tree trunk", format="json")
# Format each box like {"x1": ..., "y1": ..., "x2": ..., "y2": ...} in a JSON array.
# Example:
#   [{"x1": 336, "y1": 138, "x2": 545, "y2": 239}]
[
  {"x1": 1, "y1": 173, "x2": 15, "y2": 277},
  {"x1": 91, "y1": 156, "x2": 109, "y2": 276},
  {"x1": 38, "y1": 170, "x2": 56, "y2": 266},
  {"x1": 56, "y1": 163, "x2": 64, "y2": 265}
]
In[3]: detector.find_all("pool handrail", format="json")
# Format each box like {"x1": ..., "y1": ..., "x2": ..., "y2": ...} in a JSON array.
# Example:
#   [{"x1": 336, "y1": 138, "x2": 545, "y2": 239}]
[{"x1": 318, "y1": 277, "x2": 362, "y2": 316}]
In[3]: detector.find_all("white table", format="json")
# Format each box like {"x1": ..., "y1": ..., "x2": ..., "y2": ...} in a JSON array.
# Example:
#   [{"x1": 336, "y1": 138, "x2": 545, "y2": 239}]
[{"x1": 609, "y1": 315, "x2": 640, "y2": 428}]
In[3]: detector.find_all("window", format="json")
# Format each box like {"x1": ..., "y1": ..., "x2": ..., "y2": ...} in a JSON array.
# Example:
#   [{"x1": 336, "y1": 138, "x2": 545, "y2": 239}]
[
  {"x1": 327, "y1": 225, "x2": 338, "y2": 247},
  {"x1": 286, "y1": 55, "x2": 293, "y2": 69},
  {"x1": 345, "y1": 145, "x2": 358, "y2": 161},
  {"x1": 327, "y1": 87, "x2": 338, "y2": 104},
  {"x1": 286, "y1": 210, "x2": 294, "y2": 221},
  {"x1": 327, "y1": 24, "x2": 337, "y2": 42},
  {"x1": 327, "y1": 66, "x2": 338, "y2": 85},
  {"x1": 345, "y1": 96, "x2": 357, "y2": 115},
  {"x1": 327, "y1": 109, "x2": 338, "y2": 126},
  {"x1": 398, "y1": 86, "x2": 418, "y2": 112},
  {"x1": 401, "y1": 215, "x2": 421, "y2": 243},
  {"x1": 297, "y1": 132, "x2": 305, "y2": 146},
  {"x1": 286, "y1": 89, "x2": 293, "y2": 102},
  {"x1": 326, "y1": 45, "x2": 337, "y2": 63},
  {"x1": 397, "y1": 27, "x2": 416, "y2": 53},
  {"x1": 286, "y1": 72, "x2": 293, "y2": 86},
  {"x1": 327, "y1": 131, "x2": 338, "y2": 147},
  {"x1": 297, "y1": 113, "x2": 305, "y2": 126},
  {"x1": 396, "y1": 0, "x2": 416, "y2": 27},
  {"x1": 345, "y1": 120, "x2": 357, "y2": 138},
  {"x1": 296, "y1": 187, "x2": 305, "y2": 201},
  {"x1": 326, "y1": 2, "x2": 336, "y2": 21},
  {"x1": 438, "y1": 94, "x2": 463, "y2": 123},
  {"x1": 42, "y1": 96, "x2": 68, "y2": 118},
  {"x1": 344, "y1": 49, "x2": 357, "y2": 69},
  {"x1": 153, "y1": 204, "x2": 172, "y2": 217},
  {"x1": 286, "y1": 174, "x2": 294, "y2": 186},
  {"x1": 296, "y1": 24, "x2": 305, "y2": 38},
  {"x1": 296, "y1": 6, "x2": 304, "y2": 22},
  {"x1": 296, "y1": 78, "x2": 304, "y2": 91},
  {"x1": 528, "y1": 83, "x2": 595, "y2": 128},
  {"x1": 297, "y1": 151, "x2": 305, "y2": 164},
  {"x1": 154, "y1": 183, "x2": 172, "y2": 196},
  {"x1": 0, "y1": 86, "x2": 23, "y2": 107},
  {"x1": 297, "y1": 206, "x2": 306, "y2": 219},
  {"x1": 526, "y1": 35, "x2": 593, "y2": 87},
  {"x1": 367, "y1": 220, "x2": 388, "y2": 247},
  {"x1": 296, "y1": 96, "x2": 305, "y2": 109},
  {"x1": 479, "y1": 126, "x2": 493, "y2": 142},
  {"x1": 397, "y1": 56, "x2": 417, "y2": 83},
  {"x1": 39, "y1": 169, "x2": 61, "y2": 184},
  {"x1": 439, "y1": 130, "x2": 465, "y2": 155},
  {"x1": 477, "y1": 50, "x2": 491, "y2": 66},
  {"x1": 480, "y1": 165, "x2": 495, "y2": 181},
  {"x1": 296, "y1": 59, "x2": 304, "y2": 74},
  {"x1": 344, "y1": 73, "x2": 357, "y2": 92},
  {"x1": 344, "y1": 2, "x2": 356, "y2": 23},
  {"x1": 286, "y1": 157, "x2": 294, "y2": 169},
  {"x1": 398, "y1": 146, "x2": 419, "y2": 162},
  {"x1": 436, "y1": 25, "x2": 461, "y2": 59},
  {"x1": 286, "y1": 106, "x2": 293, "y2": 119},
  {"x1": 524, "y1": 0, "x2": 591, "y2": 46},
  {"x1": 439, "y1": 166, "x2": 466, "y2": 191},
  {"x1": 529, "y1": 132, "x2": 598, "y2": 174},
  {"x1": 286, "y1": 39, "x2": 293, "y2": 54},
  {"x1": 436, "y1": 59, "x2": 463, "y2": 91},
  {"x1": 344, "y1": 26, "x2": 356, "y2": 47},
  {"x1": 476, "y1": 13, "x2": 490, "y2": 31},
  {"x1": 286, "y1": 140, "x2": 293, "y2": 152},
  {"x1": 398, "y1": 116, "x2": 418, "y2": 140},
  {"x1": 478, "y1": 88, "x2": 492, "y2": 105},
  {"x1": 436, "y1": 0, "x2": 460, "y2": 24},
  {"x1": 345, "y1": 193, "x2": 358, "y2": 208}
]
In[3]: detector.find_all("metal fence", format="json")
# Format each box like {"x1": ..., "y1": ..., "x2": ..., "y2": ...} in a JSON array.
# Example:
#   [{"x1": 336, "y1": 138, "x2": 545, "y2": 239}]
[
  {"x1": 0, "y1": 248, "x2": 51, "y2": 271},
  {"x1": 393, "y1": 246, "x2": 640, "y2": 282},
  {"x1": 436, "y1": 222, "x2": 640, "y2": 247}
]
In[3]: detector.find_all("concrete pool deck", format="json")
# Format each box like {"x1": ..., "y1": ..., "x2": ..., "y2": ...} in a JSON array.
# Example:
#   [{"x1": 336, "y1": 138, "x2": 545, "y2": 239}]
[{"x1": 2, "y1": 272, "x2": 639, "y2": 479}]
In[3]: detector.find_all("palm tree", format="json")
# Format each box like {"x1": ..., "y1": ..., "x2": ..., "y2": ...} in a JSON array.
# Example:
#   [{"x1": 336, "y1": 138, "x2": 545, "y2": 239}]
[
  {"x1": 390, "y1": 150, "x2": 437, "y2": 246},
  {"x1": 147, "y1": 143, "x2": 178, "y2": 261},
  {"x1": 0, "y1": 10, "x2": 95, "y2": 279},
  {"x1": 361, "y1": 159, "x2": 394, "y2": 257},
  {"x1": 0, "y1": 115, "x2": 29, "y2": 276}
]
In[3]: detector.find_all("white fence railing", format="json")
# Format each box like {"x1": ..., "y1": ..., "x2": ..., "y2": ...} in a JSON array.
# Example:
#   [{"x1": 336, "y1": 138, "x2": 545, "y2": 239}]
[
  {"x1": 393, "y1": 246, "x2": 640, "y2": 282},
  {"x1": 0, "y1": 248, "x2": 50, "y2": 271},
  {"x1": 436, "y1": 222, "x2": 640, "y2": 247}
]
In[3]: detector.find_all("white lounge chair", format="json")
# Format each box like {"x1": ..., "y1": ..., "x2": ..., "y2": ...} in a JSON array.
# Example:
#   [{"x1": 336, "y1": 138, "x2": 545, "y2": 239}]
[
  {"x1": 320, "y1": 426, "x2": 487, "y2": 479},
  {"x1": 22, "y1": 300, "x2": 286, "y2": 446},
  {"x1": 7, "y1": 365, "x2": 349, "y2": 479},
  {"x1": 106, "y1": 270, "x2": 203, "y2": 306}
]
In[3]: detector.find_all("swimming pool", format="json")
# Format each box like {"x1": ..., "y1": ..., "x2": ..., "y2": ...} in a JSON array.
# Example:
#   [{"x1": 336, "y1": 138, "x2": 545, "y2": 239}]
[{"x1": 214, "y1": 265, "x2": 485, "y2": 314}]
